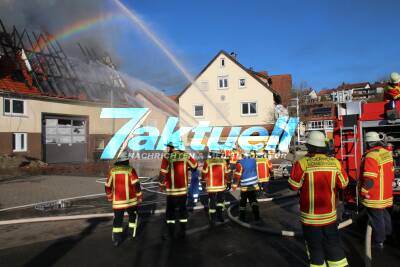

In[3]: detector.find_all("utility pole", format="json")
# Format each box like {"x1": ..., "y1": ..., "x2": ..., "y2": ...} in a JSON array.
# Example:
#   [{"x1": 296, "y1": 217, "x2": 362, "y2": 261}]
[{"x1": 296, "y1": 95, "x2": 300, "y2": 147}]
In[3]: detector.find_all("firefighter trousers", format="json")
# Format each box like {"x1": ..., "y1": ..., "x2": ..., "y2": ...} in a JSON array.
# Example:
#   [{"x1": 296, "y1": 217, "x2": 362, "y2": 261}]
[
  {"x1": 260, "y1": 182, "x2": 269, "y2": 193},
  {"x1": 302, "y1": 223, "x2": 348, "y2": 267},
  {"x1": 165, "y1": 195, "x2": 188, "y2": 237},
  {"x1": 188, "y1": 169, "x2": 200, "y2": 206},
  {"x1": 239, "y1": 190, "x2": 260, "y2": 221},
  {"x1": 229, "y1": 163, "x2": 236, "y2": 182},
  {"x1": 367, "y1": 208, "x2": 392, "y2": 244},
  {"x1": 113, "y1": 206, "x2": 138, "y2": 240},
  {"x1": 208, "y1": 191, "x2": 225, "y2": 222}
]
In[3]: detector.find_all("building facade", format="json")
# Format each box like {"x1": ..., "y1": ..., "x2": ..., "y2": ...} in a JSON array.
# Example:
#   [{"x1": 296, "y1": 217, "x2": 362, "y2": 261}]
[
  {"x1": 0, "y1": 20, "x2": 176, "y2": 163},
  {"x1": 178, "y1": 51, "x2": 281, "y2": 128},
  {"x1": 0, "y1": 94, "x2": 131, "y2": 163}
]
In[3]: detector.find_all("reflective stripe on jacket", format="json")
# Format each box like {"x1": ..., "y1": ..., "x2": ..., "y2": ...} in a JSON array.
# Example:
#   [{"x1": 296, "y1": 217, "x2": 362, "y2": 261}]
[
  {"x1": 360, "y1": 146, "x2": 394, "y2": 209},
  {"x1": 105, "y1": 166, "x2": 142, "y2": 210},
  {"x1": 234, "y1": 157, "x2": 259, "y2": 191},
  {"x1": 159, "y1": 151, "x2": 198, "y2": 196},
  {"x1": 230, "y1": 151, "x2": 240, "y2": 164},
  {"x1": 256, "y1": 157, "x2": 273, "y2": 183},
  {"x1": 289, "y1": 154, "x2": 349, "y2": 226},
  {"x1": 384, "y1": 84, "x2": 400, "y2": 100},
  {"x1": 202, "y1": 158, "x2": 230, "y2": 192}
]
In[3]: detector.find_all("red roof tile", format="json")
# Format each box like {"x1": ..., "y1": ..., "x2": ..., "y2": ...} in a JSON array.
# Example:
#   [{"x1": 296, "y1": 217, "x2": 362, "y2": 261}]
[
  {"x1": 336, "y1": 82, "x2": 370, "y2": 90},
  {"x1": 168, "y1": 95, "x2": 178, "y2": 102},
  {"x1": 317, "y1": 89, "x2": 335, "y2": 96},
  {"x1": 0, "y1": 78, "x2": 41, "y2": 95}
]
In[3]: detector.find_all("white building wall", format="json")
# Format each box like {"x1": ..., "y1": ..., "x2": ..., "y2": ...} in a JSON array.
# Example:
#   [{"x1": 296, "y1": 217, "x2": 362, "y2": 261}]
[
  {"x1": 179, "y1": 52, "x2": 275, "y2": 127},
  {"x1": 0, "y1": 96, "x2": 128, "y2": 134}
]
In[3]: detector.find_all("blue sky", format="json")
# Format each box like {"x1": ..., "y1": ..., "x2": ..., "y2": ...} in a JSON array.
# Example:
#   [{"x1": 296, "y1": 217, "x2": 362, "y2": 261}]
[{"x1": 115, "y1": 0, "x2": 400, "y2": 94}]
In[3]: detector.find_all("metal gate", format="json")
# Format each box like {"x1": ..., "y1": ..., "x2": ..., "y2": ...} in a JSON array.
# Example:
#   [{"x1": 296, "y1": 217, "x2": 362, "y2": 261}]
[{"x1": 43, "y1": 114, "x2": 88, "y2": 163}]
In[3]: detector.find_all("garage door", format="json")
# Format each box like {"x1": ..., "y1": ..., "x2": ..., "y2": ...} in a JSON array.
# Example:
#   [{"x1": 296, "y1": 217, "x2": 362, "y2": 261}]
[{"x1": 43, "y1": 115, "x2": 88, "y2": 163}]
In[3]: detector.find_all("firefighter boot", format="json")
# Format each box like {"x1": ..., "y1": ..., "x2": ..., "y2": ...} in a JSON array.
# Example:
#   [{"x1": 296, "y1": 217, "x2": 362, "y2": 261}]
[
  {"x1": 216, "y1": 206, "x2": 225, "y2": 223},
  {"x1": 112, "y1": 233, "x2": 122, "y2": 247},
  {"x1": 239, "y1": 207, "x2": 246, "y2": 222},
  {"x1": 162, "y1": 222, "x2": 175, "y2": 241},
  {"x1": 251, "y1": 202, "x2": 262, "y2": 224},
  {"x1": 178, "y1": 220, "x2": 187, "y2": 239},
  {"x1": 112, "y1": 227, "x2": 123, "y2": 247},
  {"x1": 209, "y1": 209, "x2": 217, "y2": 226}
]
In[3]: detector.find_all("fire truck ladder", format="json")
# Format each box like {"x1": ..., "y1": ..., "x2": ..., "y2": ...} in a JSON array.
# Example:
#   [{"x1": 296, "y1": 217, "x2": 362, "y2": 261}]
[{"x1": 340, "y1": 125, "x2": 359, "y2": 211}]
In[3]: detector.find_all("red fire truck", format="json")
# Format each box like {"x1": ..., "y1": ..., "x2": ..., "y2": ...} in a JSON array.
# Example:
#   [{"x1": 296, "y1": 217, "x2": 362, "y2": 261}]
[{"x1": 333, "y1": 100, "x2": 400, "y2": 208}]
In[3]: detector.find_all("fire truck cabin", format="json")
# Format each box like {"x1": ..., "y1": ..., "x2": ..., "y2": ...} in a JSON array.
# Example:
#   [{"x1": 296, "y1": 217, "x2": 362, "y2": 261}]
[{"x1": 334, "y1": 100, "x2": 400, "y2": 206}]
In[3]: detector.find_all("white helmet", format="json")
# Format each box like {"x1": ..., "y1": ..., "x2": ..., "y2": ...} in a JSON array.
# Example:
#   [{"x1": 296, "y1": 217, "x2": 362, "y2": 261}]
[
  {"x1": 365, "y1": 132, "x2": 382, "y2": 142},
  {"x1": 116, "y1": 150, "x2": 130, "y2": 163},
  {"x1": 306, "y1": 131, "x2": 327, "y2": 148},
  {"x1": 390, "y1": 72, "x2": 400, "y2": 84}
]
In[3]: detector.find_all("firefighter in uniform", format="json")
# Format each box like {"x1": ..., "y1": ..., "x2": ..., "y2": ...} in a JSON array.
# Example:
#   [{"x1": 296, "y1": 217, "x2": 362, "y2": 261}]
[
  {"x1": 188, "y1": 167, "x2": 201, "y2": 210},
  {"x1": 359, "y1": 131, "x2": 395, "y2": 248},
  {"x1": 289, "y1": 131, "x2": 349, "y2": 267},
  {"x1": 384, "y1": 72, "x2": 400, "y2": 101},
  {"x1": 233, "y1": 150, "x2": 261, "y2": 223},
  {"x1": 201, "y1": 151, "x2": 230, "y2": 224},
  {"x1": 224, "y1": 149, "x2": 231, "y2": 163},
  {"x1": 105, "y1": 150, "x2": 142, "y2": 247},
  {"x1": 159, "y1": 141, "x2": 198, "y2": 239},
  {"x1": 228, "y1": 147, "x2": 240, "y2": 190},
  {"x1": 256, "y1": 150, "x2": 273, "y2": 196}
]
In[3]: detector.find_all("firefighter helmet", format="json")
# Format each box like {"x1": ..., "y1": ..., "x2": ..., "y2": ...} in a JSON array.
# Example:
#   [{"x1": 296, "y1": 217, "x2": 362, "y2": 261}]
[
  {"x1": 210, "y1": 151, "x2": 222, "y2": 158},
  {"x1": 365, "y1": 131, "x2": 382, "y2": 142},
  {"x1": 306, "y1": 131, "x2": 327, "y2": 148},
  {"x1": 242, "y1": 150, "x2": 250, "y2": 157},
  {"x1": 165, "y1": 139, "x2": 182, "y2": 149},
  {"x1": 116, "y1": 150, "x2": 130, "y2": 163},
  {"x1": 256, "y1": 152, "x2": 264, "y2": 158},
  {"x1": 390, "y1": 72, "x2": 400, "y2": 84},
  {"x1": 166, "y1": 141, "x2": 175, "y2": 148}
]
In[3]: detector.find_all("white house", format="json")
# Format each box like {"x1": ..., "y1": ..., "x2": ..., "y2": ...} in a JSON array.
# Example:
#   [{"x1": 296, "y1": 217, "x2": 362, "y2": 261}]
[{"x1": 178, "y1": 50, "x2": 280, "y2": 128}]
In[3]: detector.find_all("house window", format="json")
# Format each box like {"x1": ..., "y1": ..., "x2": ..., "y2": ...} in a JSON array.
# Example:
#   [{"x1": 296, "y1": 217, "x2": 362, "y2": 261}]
[
  {"x1": 220, "y1": 58, "x2": 225, "y2": 67},
  {"x1": 239, "y1": 78, "x2": 246, "y2": 88},
  {"x1": 95, "y1": 139, "x2": 105, "y2": 150},
  {"x1": 308, "y1": 121, "x2": 324, "y2": 130},
  {"x1": 199, "y1": 81, "x2": 209, "y2": 91},
  {"x1": 325, "y1": 120, "x2": 334, "y2": 129},
  {"x1": 218, "y1": 76, "x2": 228, "y2": 89},
  {"x1": 194, "y1": 105, "x2": 204, "y2": 117},
  {"x1": 13, "y1": 133, "x2": 27, "y2": 152},
  {"x1": 3, "y1": 98, "x2": 25, "y2": 116},
  {"x1": 241, "y1": 102, "x2": 257, "y2": 115}
]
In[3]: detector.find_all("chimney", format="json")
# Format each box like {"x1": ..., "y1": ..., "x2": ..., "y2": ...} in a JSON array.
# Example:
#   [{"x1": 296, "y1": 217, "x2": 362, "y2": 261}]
[{"x1": 230, "y1": 51, "x2": 237, "y2": 60}]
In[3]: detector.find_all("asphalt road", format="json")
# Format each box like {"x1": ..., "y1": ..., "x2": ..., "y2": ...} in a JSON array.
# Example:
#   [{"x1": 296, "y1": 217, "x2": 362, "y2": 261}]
[
  {"x1": 1, "y1": 179, "x2": 399, "y2": 267},
  {"x1": 1, "y1": 198, "x2": 400, "y2": 267}
]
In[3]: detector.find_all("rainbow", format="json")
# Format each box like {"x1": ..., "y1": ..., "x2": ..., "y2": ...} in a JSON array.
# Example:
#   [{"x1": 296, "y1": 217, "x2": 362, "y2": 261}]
[{"x1": 32, "y1": 13, "x2": 124, "y2": 52}]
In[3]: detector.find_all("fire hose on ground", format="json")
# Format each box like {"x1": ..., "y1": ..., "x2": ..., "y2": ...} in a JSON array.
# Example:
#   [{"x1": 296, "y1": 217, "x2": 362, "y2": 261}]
[{"x1": 226, "y1": 193, "x2": 354, "y2": 237}]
